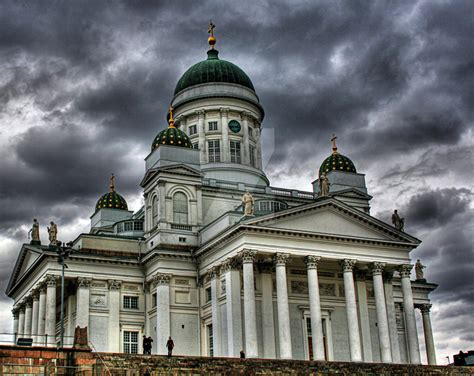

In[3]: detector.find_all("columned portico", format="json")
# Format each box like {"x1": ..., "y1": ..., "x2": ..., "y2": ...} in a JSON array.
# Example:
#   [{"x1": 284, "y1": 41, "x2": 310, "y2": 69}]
[
  {"x1": 209, "y1": 266, "x2": 222, "y2": 357},
  {"x1": 305, "y1": 256, "x2": 325, "y2": 361},
  {"x1": 24, "y1": 299, "x2": 32, "y2": 337},
  {"x1": 31, "y1": 291, "x2": 39, "y2": 344},
  {"x1": 384, "y1": 271, "x2": 401, "y2": 363},
  {"x1": 274, "y1": 253, "x2": 292, "y2": 359},
  {"x1": 76, "y1": 278, "x2": 91, "y2": 330},
  {"x1": 222, "y1": 258, "x2": 243, "y2": 357},
  {"x1": 241, "y1": 249, "x2": 258, "y2": 358},
  {"x1": 108, "y1": 280, "x2": 121, "y2": 353},
  {"x1": 45, "y1": 275, "x2": 57, "y2": 346},
  {"x1": 399, "y1": 264, "x2": 421, "y2": 364},
  {"x1": 341, "y1": 259, "x2": 362, "y2": 362},
  {"x1": 153, "y1": 273, "x2": 171, "y2": 355},
  {"x1": 419, "y1": 304, "x2": 436, "y2": 365},
  {"x1": 370, "y1": 262, "x2": 392, "y2": 363}
]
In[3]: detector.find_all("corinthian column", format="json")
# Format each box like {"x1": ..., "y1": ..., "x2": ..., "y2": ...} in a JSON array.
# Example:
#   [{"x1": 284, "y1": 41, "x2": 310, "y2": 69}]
[
  {"x1": 241, "y1": 249, "x2": 258, "y2": 358},
  {"x1": 220, "y1": 108, "x2": 230, "y2": 163},
  {"x1": 340, "y1": 259, "x2": 362, "y2": 362},
  {"x1": 38, "y1": 284, "x2": 47, "y2": 345},
  {"x1": 31, "y1": 290, "x2": 40, "y2": 344},
  {"x1": 222, "y1": 258, "x2": 243, "y2": 357},
  {"x1": 153, "y1": 273, "x2": 171, "y2": 355},
  {"x1": 370, "y1": 262, "x2": 392, "y2": 363},
  {"x1": 45, "y1": 275, "x2": 57, "y2": 346},
  {"x1": 196, "y1": 110, "x2": 206, "y2": 164},
  {"x1": 209, "y1": 267, "x2": 222, "y2": 357},
  {"x1": 399, "y1": 264, "x2": 421, "y2": 364},
  {"x1": 384, "y1": 271, "x2": 401, "y2": 363},
  {"x1": 76, "y1": 278, "x2": 91, "y2": 330},
  {"x1": 355, "y1": 270, "x2": 372, "y2": 362},
  {"x1": 419, "y1": 304, "x2": 436, "y2": 365},
  {"x1": 24, "y1": 298, "x2": 33, "y2": 337},
  {"x1": 18, "y1": 307, "x2": 25, "y2": 337},
  {"x1": 274, "y1": 253, "x2": 292, "y2": 359}
]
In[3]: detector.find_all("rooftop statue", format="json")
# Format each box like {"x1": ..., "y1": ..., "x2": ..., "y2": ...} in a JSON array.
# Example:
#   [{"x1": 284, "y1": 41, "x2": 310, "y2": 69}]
[
  {"x1": 392, "y1": 209, "x2": 405, "y2": 231},
  {"x1": 319, "y1": 173, "x2": 330, "y2": 197},
  {"x1": 242, "y1": 190, "x2": 255, "y2": 216},
  {"x1": 48, "y1": 221, "x2": 58, "y2": 245},
  {"x1": 28, "y1": 218, "x2": 40, "y2": 244},
  {"x1": 415, "y1": 259, "x2": 426, "y2": 281}
]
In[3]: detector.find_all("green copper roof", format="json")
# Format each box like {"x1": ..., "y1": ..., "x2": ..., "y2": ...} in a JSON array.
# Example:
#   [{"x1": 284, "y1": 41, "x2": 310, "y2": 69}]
[
  {"x1": 151, "y1": 126, "x2": 192, "y2": 151},
  {"x1": 96, "y1": 191, "x2": 128, "y2": 212},
  {"x1": 319, "y1": 153, "x2": 357, "y2": 175},
  {"x1": 174, "y1": 49, "x2": 255, "y2": 95}
]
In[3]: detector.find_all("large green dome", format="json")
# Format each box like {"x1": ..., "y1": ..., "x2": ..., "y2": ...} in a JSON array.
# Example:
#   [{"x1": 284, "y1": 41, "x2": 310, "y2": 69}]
[
  {"x1": 151, "y1": 126, "x2": 192, "y2": 151},
  {"x1": 319, "y1": 153, "x2": 357, "y2": 175},
  {"x1": 174, "y1": 49, "x2": 255, "y2": 95}
]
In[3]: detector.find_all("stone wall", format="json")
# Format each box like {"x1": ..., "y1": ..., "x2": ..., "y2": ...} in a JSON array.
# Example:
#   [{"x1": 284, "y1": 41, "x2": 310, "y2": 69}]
[{"x1": 1, "y1": 345, "x2": 473, "y2": 375}]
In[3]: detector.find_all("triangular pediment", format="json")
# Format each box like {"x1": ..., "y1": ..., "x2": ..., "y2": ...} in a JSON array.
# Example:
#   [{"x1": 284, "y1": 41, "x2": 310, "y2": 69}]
[
  {"x1": 243, "y1": 198, "x2": 419, "y2": 244},
  {"x1": 330, "y1": 188, "x2": 372, "y2": 199},
  {"x1": 6, "y1": 245, "x2": 45, "y2": 296},
  {"x1": 141, "y1": 164, "x2": 202, "y2": 187}
]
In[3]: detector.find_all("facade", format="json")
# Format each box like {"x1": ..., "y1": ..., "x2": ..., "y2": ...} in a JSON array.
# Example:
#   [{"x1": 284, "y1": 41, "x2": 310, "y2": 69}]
[{"x1": 6, "y1": 30, "x2": 438, "y2": 365}]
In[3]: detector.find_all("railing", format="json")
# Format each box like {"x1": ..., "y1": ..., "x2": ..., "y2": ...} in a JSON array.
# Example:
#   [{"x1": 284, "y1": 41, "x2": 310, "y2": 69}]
[
  {"x1": 0, "y1": 332, "x2": 75, "y2": 347},
  {"x1": 171, "y1": 223, "x2": 193, "y2": 231}
]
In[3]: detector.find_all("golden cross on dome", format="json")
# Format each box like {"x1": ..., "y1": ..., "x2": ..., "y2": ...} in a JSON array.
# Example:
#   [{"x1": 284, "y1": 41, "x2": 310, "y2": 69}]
[
  {"x1": 331, "y1": 134, "x2": 338, "y2": 154},
  {"x1": 208, "y1": 21, "x2": 215, "y2": 37},
  {"x1": 109, "y1": 173, "x2": 115, "y2": 192},
  {"x1": 168, "y1": 106, "x2": 175, "y2": 127},
  {"x1": 208, "y1": 21, "x2": 216, "y2": 49}
]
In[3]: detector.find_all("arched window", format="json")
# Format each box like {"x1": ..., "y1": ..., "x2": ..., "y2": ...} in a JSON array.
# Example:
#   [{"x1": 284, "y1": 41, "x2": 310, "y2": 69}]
[
  {"x1": 152, "y1": 196, "x2": 158, "y2": 226},
  {"x1": 173, "y1": 192, "x2": 188, "y2": 224}
]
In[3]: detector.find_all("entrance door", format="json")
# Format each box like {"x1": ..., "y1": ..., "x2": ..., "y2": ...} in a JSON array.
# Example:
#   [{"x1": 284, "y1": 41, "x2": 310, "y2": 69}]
[{"x1": 306, "y1": 317, "x2": 328, "y2": 360}]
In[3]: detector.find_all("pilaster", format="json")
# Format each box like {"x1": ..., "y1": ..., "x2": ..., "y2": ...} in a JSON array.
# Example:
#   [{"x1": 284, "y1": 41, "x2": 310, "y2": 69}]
[
  {"x1": 108, "y1": 280, "x2": 121, "y2": 352},
  {"x1": 76, "y1": 277, "x2": 91, "y2": 330},
  {"x1": 153, "y1": 273, "x2": 171, "y2": 355}
]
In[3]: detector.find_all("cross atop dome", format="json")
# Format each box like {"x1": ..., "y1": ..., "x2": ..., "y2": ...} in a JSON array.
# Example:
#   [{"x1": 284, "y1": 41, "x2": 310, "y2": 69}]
[
  {"x1": 331, "y1": 134, "x2": 338, "y2": 155},
  {"x1": 208, "y1": 21, "x2": 216, "y2": 49},
  {"x1": 109, "y1": 173, "x2": 115, "y2": 192},
  {"x1": 168, "y1": 106, "x2": 175, "y2": 128}
]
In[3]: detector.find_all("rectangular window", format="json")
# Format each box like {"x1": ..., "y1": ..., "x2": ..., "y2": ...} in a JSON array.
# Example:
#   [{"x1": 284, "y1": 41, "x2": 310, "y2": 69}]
[
  {"x1": 152, "y1": 293, "x2": 157, "y2": 308},
  {"x1": 207, "y1": 324, "x2": 214, "y2": 357},
  {"x1": 188, "y1": 125, "x2": 197, "y2": 135},
  {"x1": 248, "y1": 127, "x2": 253, "y2": 138},
  {"x1": 205, "y1": 287, "x2": 212, "y2": 302},
  {"x1": 249, "y1": 145, "x2": 256, "y2": 167},
  {"x1": 123, "y1": 296, "x2": 139, "y2": 310},
  {"x1": 230, "y1": 141, "x2": 241, "y2": 163},
  {"x1": 192, "y1": 142, "x2": 199, "y2": 149},
  {"x1": 208, "y1": 140, "x2": 221, "y2": 163},
  {"x1": 208, "y1": 121, "x2": 218, "y2": 131},
  {"x1": 133, "y1": 221, "x2": 143, "y2": 231},
  {"x1": 123, "y1": 331, "x2": 139, "y2": 354},
  {"x1": 124, "y1": 222, "x2": 133, "y2": 232}
]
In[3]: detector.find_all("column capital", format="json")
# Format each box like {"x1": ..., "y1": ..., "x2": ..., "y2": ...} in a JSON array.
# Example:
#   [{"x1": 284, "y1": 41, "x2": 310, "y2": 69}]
[
  {"x1": 220, "y1": 257, "x2": 241, "y2": 273},
  {"x1": 77, "y1": 277, "x2": 91, "y2": 289},
  {"x1": 220, "y1": 107, "x2": 230, "y2": 115},
  {"x1": 398, "y1": 264, "x2": 413, "y2": 278},
  {"x1": 195, "y1": 109, "x2": 205, "y2": 118},
  {"x1": 31, "y1": 288, "x2": 40, "y2": 300},
  {"x1": 24, "y1": 297, "x2": 33, "y2": 307},
  {"x1": 45, "y1": 274, "x2": 57, "y2": 287},
  {"x1": 383, "y1": 270, "x2": 395, "y2": 282},
  {"x1": 273, "y1": 253, "x2": 290, "y2": 267},
  {"x1": 370, "y1": 262, "x2": 386, "y2": 276},
  {"x1": 153, "y1": 273, "x2": 172, "y2": 286},
  {"x1": 418, "y1": 303, "x2": 432, "y2": 314},
  {"x1": 305, "y1": 255, "x2": 321, "y2": 270},
  {"x1": 240, "y1": 111, "x2": 252, "y2": 121},
  {"x1": 207, "y1": 266, "x2": 220, "y2": 280},
  {"x1": 12, "y1": 308, "x2": 20, "y2": 318},
  {"x1": 108, "y1": 280, "x2": 122, "y2": 290},
  {"x1": 240, "y1": 249, "x2": 257, "y2": 264},
  {"x1": 340, "y1": 259, "x2": 357, "y2": 272}
]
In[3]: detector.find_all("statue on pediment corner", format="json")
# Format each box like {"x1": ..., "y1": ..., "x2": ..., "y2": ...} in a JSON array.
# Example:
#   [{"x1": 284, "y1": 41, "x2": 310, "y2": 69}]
[
  {"x1": 28, "y1": 218, "x2": 41, "y2": 244},
  {"x1": 242, "y1": 190, "x2": 255, "y2": 216},
  {"x1": 391, "y1": 210, "x2": 405, "y2": 231},
  {"x1": 319, "y1": 173, "x2": 330, "y2": 197}
]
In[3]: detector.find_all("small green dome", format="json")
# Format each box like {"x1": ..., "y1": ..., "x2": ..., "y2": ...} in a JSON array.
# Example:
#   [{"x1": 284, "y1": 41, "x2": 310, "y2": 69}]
[
  {"x1": 96, "y1": 191, "x2": 128, "y2": 211},
  {"x1": 174, "y1": 49, "x2": 255, "y2": 95},
  {"x1": 319, "y1": 153, "x2": 357, "y2": 175},
  {"x1": 151, "y1": 126, "x2": 192, "y2": 151}
]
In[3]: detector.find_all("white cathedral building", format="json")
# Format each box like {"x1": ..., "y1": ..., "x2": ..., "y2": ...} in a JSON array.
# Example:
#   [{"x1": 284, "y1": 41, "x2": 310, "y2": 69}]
[{"x1": 6, "y1": 29, "x2": 438, "y2": 365}]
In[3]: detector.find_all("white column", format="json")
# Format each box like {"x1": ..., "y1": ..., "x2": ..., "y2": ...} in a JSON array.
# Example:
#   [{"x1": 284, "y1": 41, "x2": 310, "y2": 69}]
[
  {"x1": 222, "y1": 258, "x2": 243, "y2": 357},
  {"x1": 196, "y1": 110, "x2": 206, "y2": 164},
  {"x1": 241, "y1": 249, "x2": 258, "y2": 358},
  {"x1": 355, "y1": 270, "x2": 373, "y2": 362},
  {"x1": 45, "y1": 275, "x2": 57, "y2": 346},
  {"x1": 108, "y1": 280, "x2": 121, "y2": 353},
  {"x1": 260, "y1": 263, "x2": 276, "y2": 359},
  {"x1": 66, "y1": 295, "x2": 75, "y2": 344},
  {"x1": 254, "y1": 122, "x2": 263, "y2": 170},
  {"x1": 209, "y1": 267, "x2": 222, "y2": 357},
  {"x1": 154, "y1": 273, "x2": 171, "y2": 355},
  {"x1": 305, "y1": 256, "x2": 325, "y2": 360},
  {"x1": 31, "y1": 291, "x2": 40, "y2": 344},
  {"x1": 274, "y1": 253, "x2": 292, "y2": 359},
  {"x1": 220, "y1": 108, "x2": 230, "y2": 163},
  {"x1": 38, "y1": 285, "x2": 47, "y2": 345},
  {"x1": 371, "y1": 262, "x2": 392, "y2": 363},
  {"x1": 76, "y1": 278, "x2": 90, "y2": 330},
  {"x1": 12, "y1": 309, "x2": 19, "y2": 341},
  {"x1": 384, "y1": 271, "x2": 401, "y2": 363},
  {"x1": 419, "y1": 304, "x2": 436, "y2": 365},
  {"x1": 241, "y1": 111, "x2": 250, "y2": 165},
  {"x1": 18, "y1": 307, "x2": 25, "y2": 337},
  {"x1": 399, "y1": 264, "x2": 421, "y2": 364},
  {"x1": 340, "y1": 259, "x2": 362, "y2": 362},
  {"x1": 24, "y1": 299, "x2": 33, "y2": 337}
]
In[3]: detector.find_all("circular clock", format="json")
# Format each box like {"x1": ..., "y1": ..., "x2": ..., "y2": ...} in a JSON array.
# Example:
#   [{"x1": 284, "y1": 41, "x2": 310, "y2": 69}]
[{"x1": 228, "y1": 120, "x2": 241, "y2": 133}]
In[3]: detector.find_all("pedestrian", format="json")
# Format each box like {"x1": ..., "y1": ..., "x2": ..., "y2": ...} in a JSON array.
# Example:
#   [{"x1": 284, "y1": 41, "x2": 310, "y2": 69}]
[
  {"x1": 166, "y1": 336, "x2": 174, "y2": 357},
  {"x1": 240, "y1": 350, "x2": 245, "y2": 359},
  {"x1": 142, "y1": 335, "x2": 149, "y2": 355},
  {"x1": 147, "y1": 336, "x2": 153, "y2": 354}
]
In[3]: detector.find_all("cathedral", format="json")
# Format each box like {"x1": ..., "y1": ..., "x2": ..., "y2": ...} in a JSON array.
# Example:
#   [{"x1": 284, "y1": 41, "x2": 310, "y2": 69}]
[{"x1": 6, "y1": 26, "x2": 438, "y2": 365}]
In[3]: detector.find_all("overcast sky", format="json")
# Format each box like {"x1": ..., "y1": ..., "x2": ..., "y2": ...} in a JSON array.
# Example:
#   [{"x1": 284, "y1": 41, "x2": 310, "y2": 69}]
[{"x1": 0, "y1": 0, "x2": 472, "y2": 364}]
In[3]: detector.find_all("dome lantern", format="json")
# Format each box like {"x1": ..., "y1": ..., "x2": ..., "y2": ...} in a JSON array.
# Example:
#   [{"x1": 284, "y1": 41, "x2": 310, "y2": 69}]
[
  {"x1": 151, "y1": 106, "x2": 192, "y2": 151},
  {"x1": 319, "y1": 135, "x2": 357, "y2": 175},
  {"x1": 95, "y1": 174, "x2": 128, "y2": 212}
]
